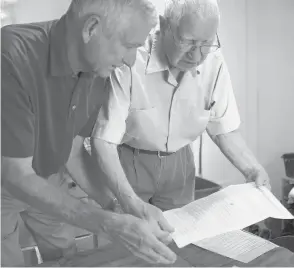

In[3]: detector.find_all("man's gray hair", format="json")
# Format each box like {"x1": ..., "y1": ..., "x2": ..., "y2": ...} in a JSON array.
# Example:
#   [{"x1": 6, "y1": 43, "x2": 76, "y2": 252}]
[
  {"x1": 67, "y1": 0, "x2": 158, "y2": 35},
  {"x1": 164, "y1": 0, "x2": 220, "y2": 26}
]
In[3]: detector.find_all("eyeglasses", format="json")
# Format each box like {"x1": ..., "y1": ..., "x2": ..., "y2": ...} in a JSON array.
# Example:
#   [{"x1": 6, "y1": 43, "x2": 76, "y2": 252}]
[{"x1": 168, "y1": 24, "x2": 221, "y2": 55}]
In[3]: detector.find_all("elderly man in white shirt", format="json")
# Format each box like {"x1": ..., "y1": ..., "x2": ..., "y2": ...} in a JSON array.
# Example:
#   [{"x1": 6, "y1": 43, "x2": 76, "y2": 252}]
[{"x1": 89, "y1": 0, "x2": 271, "y2": 235}]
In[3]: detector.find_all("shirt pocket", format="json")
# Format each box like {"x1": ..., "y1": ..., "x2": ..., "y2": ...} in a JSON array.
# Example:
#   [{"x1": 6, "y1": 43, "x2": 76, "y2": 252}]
[
  {"x1": 190, "y1": 106, "x2": 211, "y2": 127},
  {"x1": 181, "y1": 106, "x2": 210, "y2": 141}
]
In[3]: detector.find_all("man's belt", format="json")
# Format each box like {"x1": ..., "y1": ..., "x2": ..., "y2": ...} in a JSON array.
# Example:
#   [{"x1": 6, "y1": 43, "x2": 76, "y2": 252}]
[{"x1": 121, "y1": 143, "x2": 175, "y2": 157}]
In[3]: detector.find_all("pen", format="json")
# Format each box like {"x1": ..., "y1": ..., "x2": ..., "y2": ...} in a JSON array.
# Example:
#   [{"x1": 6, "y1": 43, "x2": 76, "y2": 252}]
[{"x1": 209, "y1": 101, "x2": 215, "y2": 110}]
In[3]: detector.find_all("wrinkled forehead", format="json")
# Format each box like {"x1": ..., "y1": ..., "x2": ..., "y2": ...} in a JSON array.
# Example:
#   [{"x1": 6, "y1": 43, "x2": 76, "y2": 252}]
[{"x1": 177, "y1": 12, "x2": 219, "y2": 41}]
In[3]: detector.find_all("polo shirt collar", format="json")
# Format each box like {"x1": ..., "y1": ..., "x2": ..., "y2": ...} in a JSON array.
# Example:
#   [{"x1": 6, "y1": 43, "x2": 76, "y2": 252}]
[{"x1": 49, "y1": 16, "x2": 74, "y2": 77}]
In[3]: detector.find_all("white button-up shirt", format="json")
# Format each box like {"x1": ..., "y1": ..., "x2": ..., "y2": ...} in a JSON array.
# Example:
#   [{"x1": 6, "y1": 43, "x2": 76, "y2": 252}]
[{"x1": 92, "y1": 29, "x2": 241, "y2": 152}]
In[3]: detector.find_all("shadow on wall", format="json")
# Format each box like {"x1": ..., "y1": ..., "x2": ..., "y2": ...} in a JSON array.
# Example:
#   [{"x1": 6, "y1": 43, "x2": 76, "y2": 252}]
[{"x1": 5, "y1": 0, "x2": 71, "y2": 24}]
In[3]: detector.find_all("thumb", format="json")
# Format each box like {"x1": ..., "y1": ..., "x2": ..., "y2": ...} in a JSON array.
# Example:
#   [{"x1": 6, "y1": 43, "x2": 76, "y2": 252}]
[
  {"x1": 255, "y1": 176, "x2": 271, "y2": 190},
  {"x1": 151, "y1": 223, "x2": 173, "y2": 245},
  {"x1": 255, "y1": 178, "x2": 263, "y2": 188},
  {"x1": 265, "y1": 181, "x2": 271, "y2": 191},
  {"x1": 158, "y1": 214, "x2": 175, "y2": 233}
]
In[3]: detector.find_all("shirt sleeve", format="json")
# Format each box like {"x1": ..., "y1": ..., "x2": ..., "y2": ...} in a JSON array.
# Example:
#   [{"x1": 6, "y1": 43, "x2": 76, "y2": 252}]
[
  {"x1": 206, "y1": 58, "x2": 241, "y2": 135},
  {"x1": 1, "y1": 53, "x2": 35, "y2": 157},
  {"x1": 91, "y1": 65, "x2": 131, "y2": 144}
]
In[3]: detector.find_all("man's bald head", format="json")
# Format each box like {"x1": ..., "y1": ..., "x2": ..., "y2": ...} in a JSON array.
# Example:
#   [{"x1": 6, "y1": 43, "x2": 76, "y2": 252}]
[
  {"x1": 66, "y1": 0, "x2": 158, "y2": 37},
  {"x1": 164, "y1": 0, "x2": 220, "y2": 27}
]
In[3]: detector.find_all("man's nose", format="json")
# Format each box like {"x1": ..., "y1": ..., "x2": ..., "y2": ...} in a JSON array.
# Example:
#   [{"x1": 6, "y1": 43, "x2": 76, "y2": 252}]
[
  {"x1": 187, "y1": 46, "x2": 202, "y2": 63},
  {"x1": 123, "y1": 48, "x2": 137, "y2": 67}
]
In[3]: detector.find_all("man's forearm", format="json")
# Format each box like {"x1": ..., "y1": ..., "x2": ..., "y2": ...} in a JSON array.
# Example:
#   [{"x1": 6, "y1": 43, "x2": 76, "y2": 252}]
[
  {"x1": 66, "y1": 144, "x2": 116, "y2": 209},
  {"x1": 208, "y1": 130, "x2": 265, "y2": 179},
  {"x1": 91, "y1": 138, "x2": 140, "y2": 208},
  {"x1": 2, "y1": 171, "x2": 119, "y2": 234}
]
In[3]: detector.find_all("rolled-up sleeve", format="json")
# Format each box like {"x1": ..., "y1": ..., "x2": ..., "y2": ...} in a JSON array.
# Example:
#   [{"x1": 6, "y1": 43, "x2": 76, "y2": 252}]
[
  {"x1": 1, "y1": 53, "x2": 35, "y2": 157},
  {"x1": 91, "y1": 66, "x2": 131, "y2": 144},
  {"x1": 206, "y1": 58, "x2": 241, "y2": 135}
]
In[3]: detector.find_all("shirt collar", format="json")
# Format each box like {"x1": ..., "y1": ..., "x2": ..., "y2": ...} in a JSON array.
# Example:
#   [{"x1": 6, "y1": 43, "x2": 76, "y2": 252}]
[
  {"x1": 49, "y1": 16, "x2": 75, "y2": 77},
  {"x1": 145, "y1": 28, "x2": 169, "y2": 74},
  {"x1": 145, "y1": 25, "x2": 198, "y2": 77}
]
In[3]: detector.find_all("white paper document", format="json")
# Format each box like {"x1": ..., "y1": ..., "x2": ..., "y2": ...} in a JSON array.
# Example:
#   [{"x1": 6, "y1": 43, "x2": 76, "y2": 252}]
[
  {"x1": 194, "y1": 229, "x2": 278, "y2": 263},
  {"x1": 163, "y1": 183, "x2": 293, "y2": 248}
]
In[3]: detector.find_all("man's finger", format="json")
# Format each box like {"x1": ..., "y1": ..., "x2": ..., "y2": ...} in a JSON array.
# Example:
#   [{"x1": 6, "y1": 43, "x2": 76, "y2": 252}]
[
  {"x1": 152, "y1": 226, "x2": 173, "y2": 245},
  {"x1": 148, "y1": 220, "x2": 173, "y2": 245},
  {"x1": 256, "y1": 178, "x2": 271, "y2": 191},
  {"x1": 149, "y1": 234, "x2": 177, "y2": 263},
  {"x1": 158, "y1": 214, "x2": 175, "y2": 233},
  {"x1": 265, "y1": 181, "x2": 271, "y2": 190},
  {"x1": 132, "y1": 246, "x2": 175, "y2": 265},
  {"x1": 255, "y1": 176, "x2": 269, "y2": 186},
  {"x1": 159, "y1": 233, "x2": 173, "y2": 245},
  {"x1": 126, "y1": 238, "x2": 176, "y2": 265},
  {"x1": 255, "y1": 179, "x2": 263, "y2": 188},
  {"x1": 124, "y1": 243, "x2": 158, "y2": 264},
  {"x1": 117, "y1": 223, "x2": 176, "y2": 264}
]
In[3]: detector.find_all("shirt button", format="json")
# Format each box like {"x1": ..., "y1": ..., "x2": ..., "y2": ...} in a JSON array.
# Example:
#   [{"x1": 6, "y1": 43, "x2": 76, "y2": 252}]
[{"x1": 72, "y1": 105, "x2": 76, "y2": 110}]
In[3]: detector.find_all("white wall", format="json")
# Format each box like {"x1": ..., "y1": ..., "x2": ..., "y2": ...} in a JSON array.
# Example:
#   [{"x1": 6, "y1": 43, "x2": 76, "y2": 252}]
[
  {"x1": 201, "y1": 0, "x2": 294, "y2": 198},
  {"x1": 9, "y1": 0, "x2": 70, "y2": 23},
  {"x1": 199, "y1": 0, "x2": 248, "y2": 188},
  {"x1": 255, "y1": 0, "x2": 294, "y2": 197}
]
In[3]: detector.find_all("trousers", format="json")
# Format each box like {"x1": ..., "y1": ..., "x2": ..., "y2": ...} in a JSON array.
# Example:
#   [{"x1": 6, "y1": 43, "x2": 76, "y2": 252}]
[{"x1": 118, "y1": 144, "x2": 196, "y2": 211}]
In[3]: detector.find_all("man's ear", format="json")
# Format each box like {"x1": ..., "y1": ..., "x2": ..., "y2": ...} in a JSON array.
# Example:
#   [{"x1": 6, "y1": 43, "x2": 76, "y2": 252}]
[{"x1": 82, "y1": 15, "x2": 101, "y2": 44}]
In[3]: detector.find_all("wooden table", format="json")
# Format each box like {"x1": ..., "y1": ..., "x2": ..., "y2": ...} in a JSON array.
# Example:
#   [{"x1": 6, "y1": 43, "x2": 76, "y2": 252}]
[{"x1": 40, "y1": 240, "x2": 294, "y2": 267}]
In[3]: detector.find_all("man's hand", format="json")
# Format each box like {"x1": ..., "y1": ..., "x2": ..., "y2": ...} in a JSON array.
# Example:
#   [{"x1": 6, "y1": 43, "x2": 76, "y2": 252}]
[
  {"x1": 208, "y1": 131, "x2": 272, "y2": 191},
  {"x1": 138, "y1": 201, "x2": 175, "y2": 245},
  {"x1": 246, "y1": 168, "x2": 271, "y2": 190},
  {"x1": 105, "y1": 213, "x2": 177, "y2": 265},
  {"x1": 121, "y1": 198, "x2": 174, "y2": 244}
]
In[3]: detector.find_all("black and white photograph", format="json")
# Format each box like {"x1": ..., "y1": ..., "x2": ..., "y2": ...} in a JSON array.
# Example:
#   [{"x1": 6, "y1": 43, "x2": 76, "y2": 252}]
[{"x1": 1, "y1": 0, "x2": 294, "y2": 266}]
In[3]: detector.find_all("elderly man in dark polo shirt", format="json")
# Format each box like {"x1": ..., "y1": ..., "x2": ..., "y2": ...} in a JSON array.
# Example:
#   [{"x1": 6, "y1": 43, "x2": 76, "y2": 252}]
[{"x1": 1, "y1": 0, "x2": 177, "y2": 266}]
